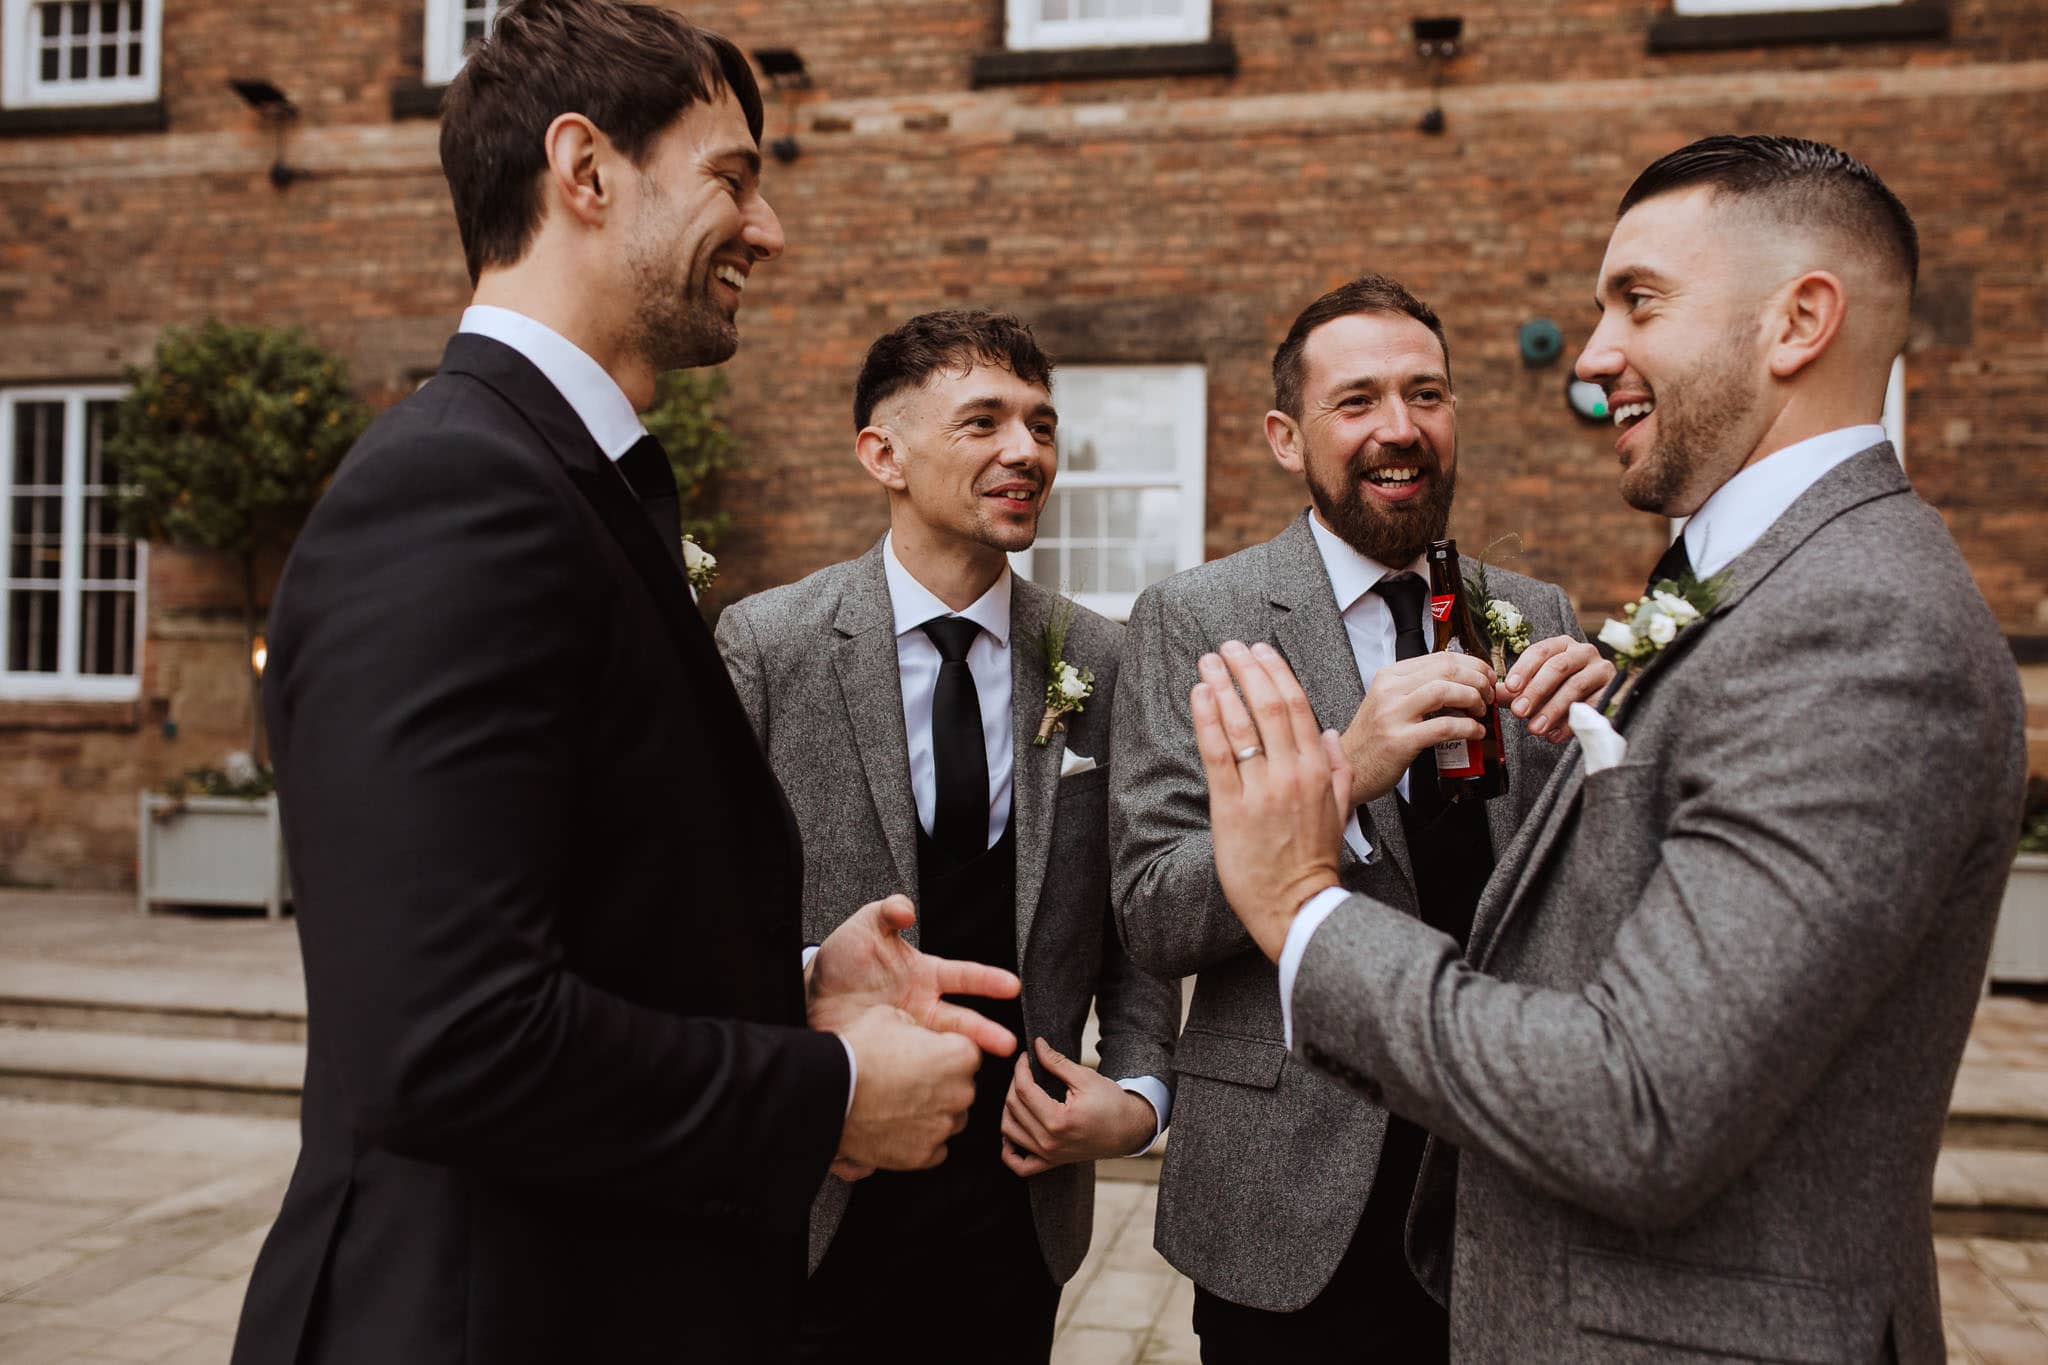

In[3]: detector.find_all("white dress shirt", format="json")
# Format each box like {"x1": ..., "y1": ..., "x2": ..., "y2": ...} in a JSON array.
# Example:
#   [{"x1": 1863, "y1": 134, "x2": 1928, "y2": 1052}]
[
  {"x1": 882, "y1": 533, "x2": 1170, "y2": 1149},
  {"x1": 460, "y1": 306, "x2": 859, "y2": 1111},
  {"x1": 1278, "y1": 425, "x2": 1891, "y2": 1049}
]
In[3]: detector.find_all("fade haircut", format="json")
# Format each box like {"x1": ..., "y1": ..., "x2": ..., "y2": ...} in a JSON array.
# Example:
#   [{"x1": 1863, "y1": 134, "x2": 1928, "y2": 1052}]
[
  {"x1": 853, "y1": 310, "x2": 1055, "y2": 430},
  {"x1": 1618, "y1": 134, "x2": 1918, "y2": 292},
  {"x1": 1272, "y1": 274, "x2": 1451, "y2": 420},
  {"x1": 440, "y1": 0, "x2": 765, "y2": 286}
]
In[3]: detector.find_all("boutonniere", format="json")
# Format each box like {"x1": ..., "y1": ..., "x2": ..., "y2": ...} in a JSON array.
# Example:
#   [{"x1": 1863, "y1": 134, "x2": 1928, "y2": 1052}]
[
  {"x1": 1034, "y1": 593, "x2": 1095, "y2": 746},
  {"x1": 680, "y1": 534, "x2": 718, "y2": 592},
  {"x1": 1460, "y1": 534, "x2": 1534, "y2": 673},
  {"x1": 1596, "y1": 571, "x2": 1727, "y2": 716}
]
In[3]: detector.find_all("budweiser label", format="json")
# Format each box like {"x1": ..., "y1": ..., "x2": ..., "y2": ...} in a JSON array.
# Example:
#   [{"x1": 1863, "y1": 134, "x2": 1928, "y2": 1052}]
[
  {"x1": 1429, "y1": 593, "x2": 1456, "y2": 623},
  {"x1": 1435, "y1": 735, "x2": 1484, "y2": 778}
]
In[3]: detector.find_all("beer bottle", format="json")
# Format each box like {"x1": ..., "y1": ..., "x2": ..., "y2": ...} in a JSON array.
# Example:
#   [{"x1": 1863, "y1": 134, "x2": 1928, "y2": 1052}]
[{"x1": 1424, "y1": 538, "x2": 1508, "y2": 801}]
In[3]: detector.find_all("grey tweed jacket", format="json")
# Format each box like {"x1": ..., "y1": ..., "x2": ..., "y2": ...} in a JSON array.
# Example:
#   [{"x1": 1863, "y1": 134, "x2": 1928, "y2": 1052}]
[
  {"x1": 716, "y1": 540, "x2": 1181, "y2": 1285},
  {"x1": 1109, "y1": 510, "x2": 1582, "y2": 1310},
  {"x1": 1290, "y1": 446, "x2": 2027, "y2": 1362}
]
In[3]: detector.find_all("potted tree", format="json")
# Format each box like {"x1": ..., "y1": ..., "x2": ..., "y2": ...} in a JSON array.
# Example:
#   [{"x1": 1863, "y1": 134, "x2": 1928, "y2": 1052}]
[
  {"x1": 1992, "y1": 776, "x2": 2048, "y2": 984},
  {"x1": 110, "y1": 321, "x2": 366, "y2": 916}
]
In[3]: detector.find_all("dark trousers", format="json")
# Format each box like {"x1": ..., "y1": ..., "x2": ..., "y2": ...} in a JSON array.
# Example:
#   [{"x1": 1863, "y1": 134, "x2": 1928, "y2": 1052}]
[
  {"x1": 794, "y1": 1161, "x2": 1059, "y2": 1364},
  {"x1": 1192, "y1": 1115, "x2": 1448, "y2": 1364}
]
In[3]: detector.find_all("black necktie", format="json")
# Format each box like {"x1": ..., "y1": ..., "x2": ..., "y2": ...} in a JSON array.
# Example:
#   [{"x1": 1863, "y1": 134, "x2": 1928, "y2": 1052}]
[
  {"x1": 1647, "y1": 532, "x2": 1692, "y2": 595},
  {"x1": 1370, "y1": 573, "x2": 1440, "y2": 815},
  {"x1": 617, "y1": 435, "x2": 683, "y2": 571},
  {"x1": 922, "y1": 617, "x2": 989, "y2": 865}
]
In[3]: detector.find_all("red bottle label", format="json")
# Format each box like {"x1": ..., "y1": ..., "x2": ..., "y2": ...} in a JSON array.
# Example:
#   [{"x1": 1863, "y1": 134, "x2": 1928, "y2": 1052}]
[{"x1": 1429, "y1": 594, "x2": 1456, "y2": 623}]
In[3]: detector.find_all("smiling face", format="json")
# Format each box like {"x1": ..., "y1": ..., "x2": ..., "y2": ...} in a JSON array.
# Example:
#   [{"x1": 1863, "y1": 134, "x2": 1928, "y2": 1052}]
[
  {"x1": 1269, "y1": 310, "x2": 1458, "y2": 566},
  {"x1": 869, "y1": 361, "x2": 1058, "y2": 558},
  {"x1": 620, "y1": 89, "x2": 783, "y2": 372},
  {"x1": 1576, "y1": 186, "x2": 1776, "y2": 517}
]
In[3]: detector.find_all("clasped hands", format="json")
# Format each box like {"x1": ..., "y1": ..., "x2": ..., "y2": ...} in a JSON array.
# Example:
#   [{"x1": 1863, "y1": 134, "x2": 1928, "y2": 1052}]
[
  {"x1": 1199, "y1": 636, "x2": 1612, "y2": 959},
  {"x1": 808, "y1": 895, "x2": 1151, "y2": 1182}
]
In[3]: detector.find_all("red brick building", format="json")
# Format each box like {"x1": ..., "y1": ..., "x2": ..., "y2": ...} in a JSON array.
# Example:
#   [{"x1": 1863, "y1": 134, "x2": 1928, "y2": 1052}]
[{"x1": 2, "y1": 0, "x2": 2043, "y2": 888}]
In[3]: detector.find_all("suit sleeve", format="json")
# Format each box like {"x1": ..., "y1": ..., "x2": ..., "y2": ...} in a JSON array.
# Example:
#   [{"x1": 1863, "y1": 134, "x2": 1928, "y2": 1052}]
[
  {"x1": 273, "y1": 429, "x2": 845, "y2": 1215},
  {"x1": 1288, "y1": 574, "x2": 2011, "y2": 1230},
  {"x1": 1109, "y1": 585, "x2": 1263, "y2": 978},
  {"x1": 714, "y1": 599, "x2": 770, "y2": 744}
]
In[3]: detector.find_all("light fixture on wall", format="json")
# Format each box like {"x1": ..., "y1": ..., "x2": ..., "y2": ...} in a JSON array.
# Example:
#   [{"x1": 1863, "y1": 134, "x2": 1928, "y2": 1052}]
[
  {"x1": 229, "y1": 78, "x2": 314, "y2": 190},
  {"x1": 1518, "y1": 318, "x2": 1564, "y2": 368},
  {"x1": 1411, "y1": 17, "x2": 1462, "y2": 135},
  {"x1": 1567, "y1": 377, "x2": 1610, "y2": 423},
  {"x1": 752, "y1": 48, "x2": 811, "y2": 165},
  {"x1": 251, "y1": 633, "x2": 268, "y2": 677}
]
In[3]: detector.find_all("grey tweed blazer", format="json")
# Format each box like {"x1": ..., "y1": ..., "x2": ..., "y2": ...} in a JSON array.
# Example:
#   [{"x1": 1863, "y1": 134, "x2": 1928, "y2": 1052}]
[
  {"x1": 1291, "y1": 447, "x2": 2027, "y2": 1362},
  {"x1": 716, "y1": 540, "x2": 1180, "y2": 1285},
  {"x1": 1109, "y1": 510, "x2": 1581, "y2": 1310}
]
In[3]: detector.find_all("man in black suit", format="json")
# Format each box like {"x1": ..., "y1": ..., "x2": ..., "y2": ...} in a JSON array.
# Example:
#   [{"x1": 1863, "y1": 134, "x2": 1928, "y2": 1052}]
[{"x1": 231, "y1": 4, "x2": 1011, "y2": 1362}]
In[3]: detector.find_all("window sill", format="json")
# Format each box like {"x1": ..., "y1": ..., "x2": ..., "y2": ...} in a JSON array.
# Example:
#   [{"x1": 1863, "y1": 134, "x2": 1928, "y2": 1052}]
[
  {"x1": 0, "y1": 698, "x2": 141, "y2": 733},
  {"x1": 1647, "y1": 2, "x2": 1948, "y2": 52},
  {"x1": 390, "y1": 81, "x2": 447, "y2": 120},
  {"x1": 0, "y1": 99, "x2": 166, "y2": 135},
  {"x1": 970, "y1": 39, "x2": 1237, "y2": 88}
]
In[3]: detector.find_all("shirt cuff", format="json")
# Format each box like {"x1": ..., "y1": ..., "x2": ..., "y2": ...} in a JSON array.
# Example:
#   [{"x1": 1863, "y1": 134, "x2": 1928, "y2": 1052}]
[
  {"x1": 1343, "y1": 809, "x2": 1373, "y2": 863},
  {"x1": 1116, "y1": 1075, "x2": 1173, "y2": 1155},
  {"x1": 839, "y1": 1036, "x2": 857, "y2": 1119},
  {"x1": 1278, "y1": 886, "x2": 1352, "y2": 1052}
]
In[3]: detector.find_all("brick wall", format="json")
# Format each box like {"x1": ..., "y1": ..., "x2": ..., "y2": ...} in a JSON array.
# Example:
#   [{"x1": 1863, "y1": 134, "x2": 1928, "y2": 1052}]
[{"x1": 2, "y1": 0, "x2": 2043, "y2": 885}]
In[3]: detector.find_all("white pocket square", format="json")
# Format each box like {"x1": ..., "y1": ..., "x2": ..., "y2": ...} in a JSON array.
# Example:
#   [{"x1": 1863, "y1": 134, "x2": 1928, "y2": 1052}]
[
  {"x1": 1569, "y1": 702, "x2": 1629, "y2": 775},
  {"x1": 1060, "y1": 751, "x2": 1098, "y2": 778}
]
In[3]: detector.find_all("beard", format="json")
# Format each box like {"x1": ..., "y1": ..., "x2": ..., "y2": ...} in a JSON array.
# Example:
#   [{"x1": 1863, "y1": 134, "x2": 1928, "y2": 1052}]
[
  {"x1": 623, "y1": 180, "x2": 737, "y2": 373},
  {"x1": 1306, "y1": 445, "x2": 1457, "y2": 568},
  {"x1": 1620, "y1": 324, "x2": 1762, "y2": 515}
]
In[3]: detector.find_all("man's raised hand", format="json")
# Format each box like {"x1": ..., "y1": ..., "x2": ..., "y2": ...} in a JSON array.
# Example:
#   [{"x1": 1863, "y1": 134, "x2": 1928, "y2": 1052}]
[
  {"x1": 808, "y1": 895, "x2": 1020, "y2": 1058},
  {"x1": 1192, "y1": 642, "x2": 1349, "y2": 962}
]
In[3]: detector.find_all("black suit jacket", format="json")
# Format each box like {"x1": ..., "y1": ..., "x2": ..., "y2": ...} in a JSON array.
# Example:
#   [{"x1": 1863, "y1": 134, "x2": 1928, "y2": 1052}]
[{"x1": 232, "y1": 334, "x2": 848, "y2": 1364}]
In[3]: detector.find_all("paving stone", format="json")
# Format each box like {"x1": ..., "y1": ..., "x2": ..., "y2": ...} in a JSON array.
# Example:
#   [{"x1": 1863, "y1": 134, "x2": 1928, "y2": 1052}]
[
  {"x1": 0, "y1": 1202, "x2": 116, "y2": 1260},
  {"x1": 66, "y1": 1314, "x2": 203, "y2": 1362},
  {"x1": 1950, "y1": 1315, "x2": 2048, "y2": 1365},
  {"x1": 160, "y1": 1280, "x2": 249, "y2": 1332},
  {"x1": 0, "y1": 1326, "x2": 112, "y2": 1365},
  {"x1": 1050, "y1": 1326, "x2": 1141, "y2": 1365},
  {"x1": 1068, "y1": 1267, "x2": 1175, "y2": 1332}
]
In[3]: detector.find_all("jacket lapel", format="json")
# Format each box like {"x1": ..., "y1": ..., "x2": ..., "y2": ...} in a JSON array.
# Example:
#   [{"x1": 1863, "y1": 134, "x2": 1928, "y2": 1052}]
[
  {"x1": 831, "y1": 543, "x2": 923, "y2": 917},
  {"x1": 1265, "y1": 514, "x2": 1414, "y2": 887},
  {"x1": 1471, "y1": 444, "x2": 1912, "y2": 967},
  {"x1": 1009, "y1": 579, "x2": 1064, "y2": 964}
]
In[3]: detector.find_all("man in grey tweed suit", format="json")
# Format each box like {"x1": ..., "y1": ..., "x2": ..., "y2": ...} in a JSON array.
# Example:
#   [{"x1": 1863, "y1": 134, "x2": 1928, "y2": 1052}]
[
  {"x1": 1112, "y1": 275, "x2": 1616, "y2": 1360},
  {"x1": 717, "y1": 310, "x2": 1179, "y2": 1364},
  {"x1": 1189, "y1": 137, "x2": 2027, "y2": 1363}
]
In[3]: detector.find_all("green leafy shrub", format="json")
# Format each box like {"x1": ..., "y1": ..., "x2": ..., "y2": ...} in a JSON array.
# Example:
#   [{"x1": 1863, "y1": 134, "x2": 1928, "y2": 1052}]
[{"x1": 640, "y1": 367, "x2": 742, "y2": 549}]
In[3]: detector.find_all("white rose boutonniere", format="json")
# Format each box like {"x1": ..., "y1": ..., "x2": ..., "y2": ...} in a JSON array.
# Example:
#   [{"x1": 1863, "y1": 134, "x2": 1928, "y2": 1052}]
[
  {"x1": 1598, "y1": 569, "x2": 1726, "y2": 716},
  {"x1": 1460, "y1": 534, "x2": 1534, "y2": 671},
  {"x1": 1034, "y1": 594, "x2": 1095, "y2": 746},
  {"x1": 680, "y1": 534, "x2": 718, "y2": 592}
]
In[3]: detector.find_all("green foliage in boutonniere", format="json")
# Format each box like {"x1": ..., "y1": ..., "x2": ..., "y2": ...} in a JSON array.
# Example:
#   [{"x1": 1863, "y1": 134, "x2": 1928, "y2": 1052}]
[
  {"x1": 1460, "y1": 534, "x2": 1535, "y2": 673},
  {"x1": 1596, "y1": 570, "x2": 1729, "y2": 716},
  {"x1": 1034, "y1": 592, "x2": 1095, "y2": 745},
  {"x1": 680, "y1": 534, "x2": 718, "y2": 592}
]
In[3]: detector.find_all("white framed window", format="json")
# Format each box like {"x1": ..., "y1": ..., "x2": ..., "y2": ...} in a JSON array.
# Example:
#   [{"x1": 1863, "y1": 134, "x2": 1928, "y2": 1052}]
[
  {"x1": 1011, "y1": 365, "x2": 1206, "y2": 621},
  {"x1": 424, "y1": 0, "x2": 502, "y2": 86},
  {"x1": 1673, "y1": 0, "x2": 1900, "y2": 13},
  {"x1": 1, "y1": 387, "x2": 145, "y2": 701},
  {"x1": 1005, "y1": 0, "x2": 1211, "y2": 52},
  {"x1": 2, "y1": 0, "x2": 161, "y2": 109}
]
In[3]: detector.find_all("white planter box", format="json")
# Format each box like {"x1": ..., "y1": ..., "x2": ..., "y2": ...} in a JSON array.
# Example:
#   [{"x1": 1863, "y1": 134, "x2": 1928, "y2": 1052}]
[
  {"x1": 136, "y1": 793, "x2": 291, "y2": 919},
  {"x1": 1990, "y1": 853, "x2": 2048, "y2": 985}
]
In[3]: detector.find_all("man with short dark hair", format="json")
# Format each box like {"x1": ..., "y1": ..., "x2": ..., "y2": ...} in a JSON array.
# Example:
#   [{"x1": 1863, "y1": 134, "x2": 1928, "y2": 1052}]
[
  {"x1": 719, "y1": 309, "x2": 1180, "y2": 1363},
  {"x1": 232, "y1": 5, "x2": 1014, "y2": 1362},
  {"x1": 1190, "y1": 135, "x2": 2025, "y2": 1362},
  {"x1": 1112, "y1": 274, "x2": 1612, "y2": 1360}
]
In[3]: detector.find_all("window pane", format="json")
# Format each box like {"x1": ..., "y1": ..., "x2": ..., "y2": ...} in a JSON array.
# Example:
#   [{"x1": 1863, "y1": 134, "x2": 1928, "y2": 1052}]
[
  {"x1": 79, "y1": 588, "x2": 135, "y2": 675},
  {"x1": 68, "y1": 44, "x2": 88, "y2": 80},
  {"x1": 128, "y1": 0, "x2": 139, "y2": 28},
  {"x1": 1080, "y1": 0, "x2": 1108, "y2": 18},
  {"x1": 127, "y1": 38, "x2": 140, "y2": 76},
  {"x1": 13, "y1": 402, "x2": 62, "y2": 489},
  {"x1": 67, "y1": 1, "x2": 88, "y2": 33},
  {"x1": 39, "y1": 47, "x2": 59, "y2": 82},
  {"x1": 98, "y1": 0, "x2": 117, "y2": 32},
  {"x1": 1032, "y1": 544, "x2": 1064, "y2": 584},
  {"x1": 1041, "y1": 0, "x2": 1069, "y2": 17},
  {"x1": 7, "y1": 589, "x2": 60, "y2": 673},
  {"x1": 98, "y1": 41, "x2": 116, "y2": 77},
  {"x1": 82, "y1": 403, "x2": 136, "y2": 584}
]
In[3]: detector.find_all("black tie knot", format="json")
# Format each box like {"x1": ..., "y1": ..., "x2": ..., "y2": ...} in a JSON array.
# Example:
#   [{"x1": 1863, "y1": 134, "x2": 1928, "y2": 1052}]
[
  {"x1": 617, "y1": 434, "x2": 676, "y2": 501},
  {"x1": 921, "y1": 616, "x2": 981, "y2": 664},
  {"x1": 1372, "y1": 573, "x2": 1429, "y2": 654},
  {"x1": 1647, "y1": 533, "x2": 1693, "y2": 595}
]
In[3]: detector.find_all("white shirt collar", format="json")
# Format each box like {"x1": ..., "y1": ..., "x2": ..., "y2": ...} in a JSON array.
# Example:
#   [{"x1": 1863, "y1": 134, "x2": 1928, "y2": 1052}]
[
  {"x1": 882, "y1": 532, "x2": 1012, "y2": 647},
  {"x1": 458, "y1": 305, "x2": 647, "y2": 462},
  {"x1": 1682, "y1": 424, "x2": 1888, "y2": 579},
  {"x1": 1305, "y1": 509, "x2": 1424, "y2": 610}
]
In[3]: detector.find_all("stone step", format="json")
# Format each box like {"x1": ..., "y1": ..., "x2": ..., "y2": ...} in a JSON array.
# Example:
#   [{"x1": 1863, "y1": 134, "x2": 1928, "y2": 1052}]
[
  {"x1": 1946, "y1": 1063, "x2": 2048, "y2": 1152},
  {"x1": 0, "y1": 1024, "x2": 304, "y2": 1119},
  {"x1": 1933, "y1": 1147, "x2": 2048, "y2": 1240},
  {"x1": 0, "y1": 961, "x2": 305, "y2": 1043}
]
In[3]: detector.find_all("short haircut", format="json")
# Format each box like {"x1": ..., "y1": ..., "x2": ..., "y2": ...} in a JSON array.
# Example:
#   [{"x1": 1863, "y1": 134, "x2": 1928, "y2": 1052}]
[
  {"x1": 440, "y1": 0, "x2": 765, "y2": 286},
  {"x1": 1617, "y1": 134, "x2": 1918, "y2": 290},
  {"x1": 1271, "y1": 275, "x2": 1451, "y2": 420},
  {"x1": 853, "y1": 310, "x2": 1055, "y2": 430}
]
